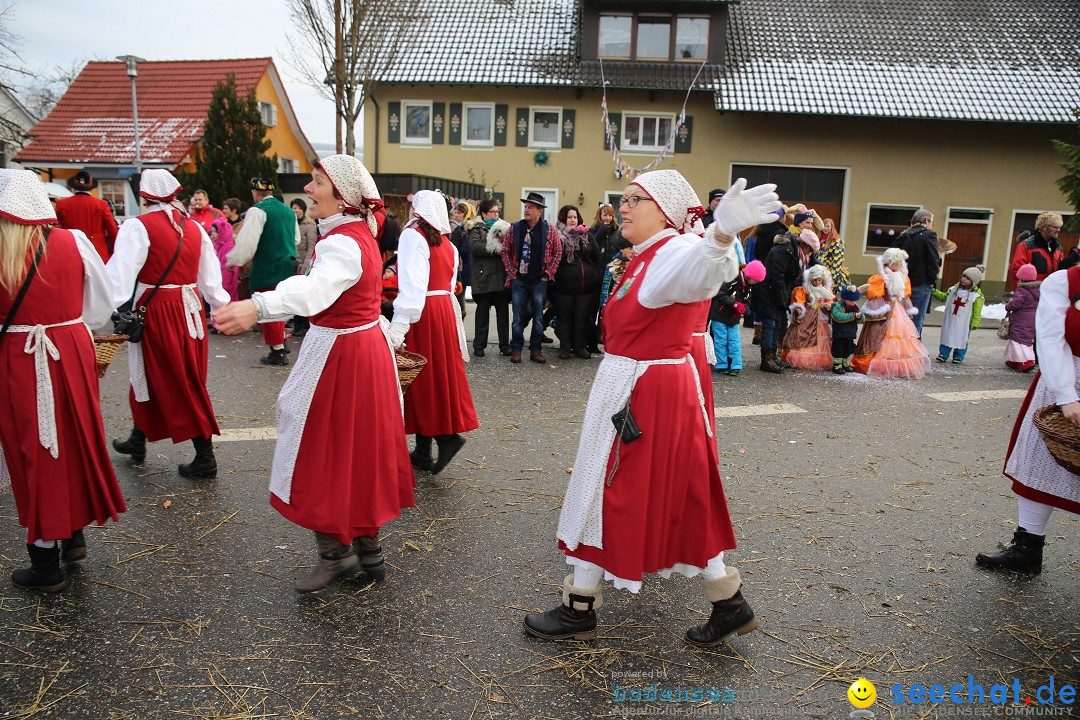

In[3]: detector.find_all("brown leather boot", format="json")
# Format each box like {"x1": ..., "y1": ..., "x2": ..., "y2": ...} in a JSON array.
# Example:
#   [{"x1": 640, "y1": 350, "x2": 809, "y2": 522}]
[
  {"x1": 352, "y1": 535, "x2": 385, "y2": 581},
  {"x1": 294, "y1": 532, "x2": 359, "y2": 593}
]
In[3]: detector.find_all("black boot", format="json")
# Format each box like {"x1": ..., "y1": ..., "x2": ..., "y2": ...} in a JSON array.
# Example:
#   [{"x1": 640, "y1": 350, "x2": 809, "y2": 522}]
[
  {"x1": 523, "y1": 575, "x2": 601, "y2": 641},
  {"x1": 431, "y1": 434, "x2": 465, "y2": 474},
  {"x1": 352, "y1": 535, "x2": 385, "y2": 581},
  {"x1": 178, "y1": 436, "x2": 217, "y2": 479},
  {"x1": 260, "y1": 347, "x2": 289, "y2": 366},
  {"x1": 759, "y1": 348, "x2": 783, "y2": 374},
  {"x1": 410, "y1": 434, "x2": 433, "y2": 471},
  {"x1": 12, "y1": 543, "x2": 65, "y2": 593},
  {"x1": 976, "y1": 527, "x2": 1045, "y2": 573},
  {"x1": 685, "y1": 591, "x2": 758, "y2": 647},
  {"x1": 112, "y1": 427, "x2": 147, "y2": 463},
  {"x1": 61, "y1": 529, "x2": 86, "y2": 563}
]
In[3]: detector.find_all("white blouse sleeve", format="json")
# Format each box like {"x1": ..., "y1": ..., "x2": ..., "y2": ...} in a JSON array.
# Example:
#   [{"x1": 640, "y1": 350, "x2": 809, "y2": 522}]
[
  {"x1": 637, "y1": 231, "x2": 740, "y2": 309},
  {"x1": 71, "y1": 230, "x2": 116, "y2": 328},
  {"x1": 196, "y1": 224, "x2": 231, "y2": 310},
  {"x1": 257, "y1": 234, "x2": 363, "y2": 319},
  {"x1": 1035, "y1": 270, "x2": 1078, "y2": 406},
  {"x1": 391, "y1": 227, "x2": 431, "y2": 325},
  {"x1": 105, "y1": 217, "x2": 150, "y2": 308},
  {"x1": 226, "y1": 206, "x2": 266, "y2": 267}
]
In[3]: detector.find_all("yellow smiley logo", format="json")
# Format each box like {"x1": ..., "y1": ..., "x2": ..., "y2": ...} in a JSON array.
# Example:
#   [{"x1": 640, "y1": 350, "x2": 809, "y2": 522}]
[{"x1": 848, "y1": 678, "x2": 876, "y2": 709}]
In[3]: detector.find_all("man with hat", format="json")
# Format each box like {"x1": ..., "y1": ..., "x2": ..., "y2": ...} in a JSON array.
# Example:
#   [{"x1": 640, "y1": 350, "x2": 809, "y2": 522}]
[
  {"x1": 501, "y1": 192, "x2": 562, "y2": 363},
  {"x1": 54, "y1": 170, "x2": 119, "y2": 262},
  {"x1": 227, "y1": 177, "x2": 299, "y2": 365},
  {"x1": 701, "y1": 188, "x2": 724, "y2": 229}
]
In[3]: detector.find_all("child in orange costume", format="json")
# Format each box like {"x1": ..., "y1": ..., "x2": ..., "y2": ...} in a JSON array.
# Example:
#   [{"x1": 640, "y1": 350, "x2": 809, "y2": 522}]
[
  {"x1": 781, "y1": 263, "x2": 835, "y2": 370},
  {"x1": 851, "y1": 247, "x2": 931, "y2": 378}
]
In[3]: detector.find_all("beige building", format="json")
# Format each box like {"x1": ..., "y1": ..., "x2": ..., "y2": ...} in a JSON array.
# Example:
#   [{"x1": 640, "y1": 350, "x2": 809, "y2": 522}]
[{"x1": 365, "y1": 0, "x2": 1080, "y2": 295}]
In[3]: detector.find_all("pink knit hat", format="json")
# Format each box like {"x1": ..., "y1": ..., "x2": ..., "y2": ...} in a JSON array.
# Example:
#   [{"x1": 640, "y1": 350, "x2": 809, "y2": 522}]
[
  {"x1": 1016, "y1": 263, "x2": 1037, "y2": 282},
  {"x1": 744, "y1": 259, "x2": 766, "y2": 282}
]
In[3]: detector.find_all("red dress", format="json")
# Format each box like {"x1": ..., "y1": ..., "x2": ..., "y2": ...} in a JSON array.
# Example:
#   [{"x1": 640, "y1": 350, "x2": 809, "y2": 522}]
[
  {"x1": 560, "y1": 237, "x2": 736, "y2": 581},
  {"x1": 130, "y1": 211, "x2": 220, "y2": 443},
  {"x1": 55, "y1": 193, "x2": 119, "y2": 262},
  {"x1": 403, "y1": 237, "x2": 479, "y2": 436},
  {"x1": 0, "y1": 229, "x2": 126, "y2": 542},
  {"x1": 689, "y1": 301, "x2": 719, "y2": 467},
  {"x1": 270, "y1": 222, "x2": 415, "y2": 545}
]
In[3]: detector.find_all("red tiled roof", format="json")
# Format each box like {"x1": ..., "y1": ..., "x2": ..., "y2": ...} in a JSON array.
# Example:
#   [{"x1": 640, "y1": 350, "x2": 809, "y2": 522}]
[{"x1": 16, "y1": 58, "x2": 272, "y2": 166}]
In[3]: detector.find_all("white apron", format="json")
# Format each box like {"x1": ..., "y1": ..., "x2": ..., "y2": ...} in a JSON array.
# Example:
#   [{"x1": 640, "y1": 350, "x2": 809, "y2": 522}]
[
  {"x1": 269, "y1": 317, "x2": 399, "y2": 503},
  {"x1": 425, "y1": 289, "x2": 470, "y2": 364},
  {"x1": 127, "y1": 283, "x2": 202, "y2": 403},
  {"x1": 556, "y1": 351, "x2": 711, "y2": 552}
]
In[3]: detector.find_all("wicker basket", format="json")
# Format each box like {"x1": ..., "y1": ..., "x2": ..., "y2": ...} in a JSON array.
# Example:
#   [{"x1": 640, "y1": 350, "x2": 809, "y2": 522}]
[
  {"x1": 396, "y1": 348, "x2": 427, "y2": 389},
  {"x1": 93, "y1": 333, "x2": 128, "y2": 379},
  {"x1": 1033, "y1": 404, "x2": 1080, "y2": 475}
]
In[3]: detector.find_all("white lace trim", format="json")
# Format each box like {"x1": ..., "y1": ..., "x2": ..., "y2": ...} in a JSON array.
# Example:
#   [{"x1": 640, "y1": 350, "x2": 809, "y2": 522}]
[
  {"x1": 556, "y1": 351, "x2": 709, "y2": 552},
  {"x1": 269, "y1": 317, "x2": 398, "y2": 504},
  {"x1": 692, "y1": 331, "x2": 716, "y2": 366},
  {"x1": 6, "y1": 317, "x2": 85, "y2": 458},
  {"x1": 425, "y1": 289, "x2": 470, "y2": 364},
  {"x1": 0, "y1": 423, "x2": 11, "y2": 492},
  {"x1": 128, "y1": 283, "x2": 202, "y2": 403},
  {"x1": 565, "y1": 552, "x2": 726, "y2": 594}
]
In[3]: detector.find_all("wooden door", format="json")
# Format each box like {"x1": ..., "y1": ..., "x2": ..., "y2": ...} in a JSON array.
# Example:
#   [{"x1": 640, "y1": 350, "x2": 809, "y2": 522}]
[{"x1": 942, "y1": 222, "x2": 987, "y2": 289}]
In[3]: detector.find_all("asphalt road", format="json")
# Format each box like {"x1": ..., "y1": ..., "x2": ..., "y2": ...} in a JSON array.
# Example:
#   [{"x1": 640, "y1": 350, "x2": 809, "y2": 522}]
[{"x1": 1, "y1": 319, "x2": 1076, "y2": 720}]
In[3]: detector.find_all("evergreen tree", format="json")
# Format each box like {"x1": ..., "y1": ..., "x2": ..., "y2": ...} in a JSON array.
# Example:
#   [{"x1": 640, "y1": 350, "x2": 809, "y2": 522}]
[
  {"x1": 1053, "y1": 109, "x2": 1080, "y2": 231},
  {"x1": 178, "y1": 73, "x2": 277, "y2": 205}
]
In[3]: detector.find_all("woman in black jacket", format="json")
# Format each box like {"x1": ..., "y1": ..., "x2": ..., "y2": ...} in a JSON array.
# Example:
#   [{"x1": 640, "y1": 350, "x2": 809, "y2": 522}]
[
  {"x1": 551, "y1": 219, "x2": 603, "y2": 359},
  {"x1": 751, "y1": 230, "x2": 817, "y2": 372}
]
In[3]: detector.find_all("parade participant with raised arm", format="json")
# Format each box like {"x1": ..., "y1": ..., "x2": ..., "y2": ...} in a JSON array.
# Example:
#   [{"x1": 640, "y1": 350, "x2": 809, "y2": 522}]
[
  {"x1": 213, "y1": 155, "x2": 413, "y2": 592},
  {"x1": 107, "y1": 170, "x2": 230, "y2": 479},
  {"x1": 0, "y1": 170, "x2": 126, "y2": 592},
  {"x1": 523, "y1": 171, "x2": 781, "y2": 647}
]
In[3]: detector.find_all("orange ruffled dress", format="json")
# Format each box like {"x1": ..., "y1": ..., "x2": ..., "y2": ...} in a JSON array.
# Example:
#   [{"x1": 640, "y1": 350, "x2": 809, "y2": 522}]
[
  {"x1": 781, "y1": 285, "x2": 834, "y2": 370},
  {"x1": 851, "y1": 273, "x2": 930, "y2": 378}
]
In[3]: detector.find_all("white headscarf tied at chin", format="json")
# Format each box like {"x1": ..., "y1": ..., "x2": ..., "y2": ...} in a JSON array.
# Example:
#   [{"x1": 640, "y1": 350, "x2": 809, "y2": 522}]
[
  {"x1": 629, "y1": 169, "x2": 708, "y2": 235},
  {"x1": 411, "y1": 189, "x2": 451, "y2": 235},
  {"x1": 317, "y1": 154, "x2": 383, "y2": 237}
]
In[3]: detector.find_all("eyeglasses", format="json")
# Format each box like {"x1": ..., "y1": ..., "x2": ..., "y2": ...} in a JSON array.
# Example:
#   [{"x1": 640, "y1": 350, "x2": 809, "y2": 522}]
[
  {"x1": 1048, "y1": 225, "x2": 1064, "y2": 231},
  {"x1": 619, "y1": 195, "x2": 654, "y2": 208}
]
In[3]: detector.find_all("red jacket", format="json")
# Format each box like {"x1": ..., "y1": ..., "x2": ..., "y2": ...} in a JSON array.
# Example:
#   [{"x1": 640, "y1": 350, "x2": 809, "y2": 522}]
[
  {"x1": 190, "y1": 206, "x2": 224, "y2": 232},
  {"x1": 1009, "y1": 234, "x2": 1062, "y2": 290},
  {"x1": 54, "y1": 192, "x2": 119, "y2": 262}
]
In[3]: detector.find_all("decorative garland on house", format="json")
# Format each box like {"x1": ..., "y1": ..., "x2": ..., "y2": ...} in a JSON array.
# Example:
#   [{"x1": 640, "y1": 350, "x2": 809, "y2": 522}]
[{"x1": 599, "y1": 58, "x2": 708, "y2": 180}]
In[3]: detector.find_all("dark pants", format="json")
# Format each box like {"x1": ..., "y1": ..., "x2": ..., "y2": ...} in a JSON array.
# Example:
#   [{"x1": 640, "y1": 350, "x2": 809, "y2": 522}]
[
  {"x1": 473, "y1": 289, "x2": 510, "y2": 353},
  {"x1": 761, "y1": 317, "x2": 780, "y2": 351},
  {"x1": 511, "y1": 278, "x2": 547, "y2": 353},
  {"x1": 910, "y1": 283, "x2": 933, "y2": 336},
  {"x1": 552, "y1": 291, "x2": 598, "y2": 352}
]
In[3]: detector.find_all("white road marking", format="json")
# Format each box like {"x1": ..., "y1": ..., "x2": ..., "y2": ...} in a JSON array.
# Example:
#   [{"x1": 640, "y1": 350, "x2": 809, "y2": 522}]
[
  {"x1": 713, "y1": 403, "x2": 807, "y2": 418},
  {"x1": 925, "y1": 390, "x2": 1027, "y2": 402},
  {"x1": 216, "y1": 426, "x2": 278, "y2": 443}
]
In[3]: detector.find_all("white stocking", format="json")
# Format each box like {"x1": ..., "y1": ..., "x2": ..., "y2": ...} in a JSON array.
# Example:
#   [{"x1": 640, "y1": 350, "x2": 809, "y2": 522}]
[
  {"x1": 1018, "y1": 497, "x2": 1052, "y2": 536},
  {"x1": 572, "y1": 562, "x2": 604, "y2": 590},
  {"x1": 32, "y1": 539, "x2": 56, "y2": 548},
  {"x1": 699, "y1": 551, "x2": 728, "y2": 580}
]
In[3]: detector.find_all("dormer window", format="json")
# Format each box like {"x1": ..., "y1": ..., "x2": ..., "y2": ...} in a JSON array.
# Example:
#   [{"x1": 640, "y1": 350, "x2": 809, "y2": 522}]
[{"x1": 598, "y1": 12, "x2": 710, "y2": 62}]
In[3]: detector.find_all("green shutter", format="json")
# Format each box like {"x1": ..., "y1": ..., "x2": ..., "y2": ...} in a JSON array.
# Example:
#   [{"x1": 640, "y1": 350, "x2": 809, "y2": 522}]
[
  {"x1": 494, "y1": 104, "x2": 508, "y2": 146},
  {"x1": 448, "y1": 103, "x2": 462, "y2": 145},
  {"x1": 515, "y1": 108, "x2": 529, "y2": 147},
  {"x1": 674, "y1": 115, "x2": 693, "y2": 154},
  {"x1": 432, "y1": 102, "x2": 446, "y2": 144},
  {"x1": 561, "y1": 109, "x2": 575, "y2": 149},
  {"x1": 388, "y1": 101, "x2": 401, "y2": 144},
  {"x1": 604, "y1": 112, "x2": 621, "y2": 150}
]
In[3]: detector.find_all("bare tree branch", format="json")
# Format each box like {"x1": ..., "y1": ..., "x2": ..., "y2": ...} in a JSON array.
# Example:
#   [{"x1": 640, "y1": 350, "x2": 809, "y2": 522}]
[{"x1": 283, "y1": 0, "x2": 426, "y2": 156}]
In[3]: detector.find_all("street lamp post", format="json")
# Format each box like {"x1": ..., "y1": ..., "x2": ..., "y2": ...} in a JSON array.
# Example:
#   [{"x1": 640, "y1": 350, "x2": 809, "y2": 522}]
[{"x1": 116, "y1": 55, "x2": 146, "y2": 185}]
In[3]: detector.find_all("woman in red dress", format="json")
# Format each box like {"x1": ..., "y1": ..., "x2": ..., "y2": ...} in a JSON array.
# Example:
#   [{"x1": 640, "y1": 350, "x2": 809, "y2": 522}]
[
  {"x1": 388, "y1": 191, "x2": 479, "y2": 474},
  {"x1": 214, "y1": 155, "x2": 413, "y2": 593},
  {"x1": 107, "y1": 170, "x2": 231, "y2": 478},
  {"x1": 0, "y1": 170, "x2": 126, "y2": 592},
  {"x1": 523, "y1": 171, "x2": 780, "y2": 647}
]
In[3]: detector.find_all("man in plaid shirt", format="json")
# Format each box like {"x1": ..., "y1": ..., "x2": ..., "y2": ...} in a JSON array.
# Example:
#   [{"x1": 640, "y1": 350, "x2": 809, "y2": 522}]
[{"x1": 502, "y1": 193, "x2": 563, "y2": 363}]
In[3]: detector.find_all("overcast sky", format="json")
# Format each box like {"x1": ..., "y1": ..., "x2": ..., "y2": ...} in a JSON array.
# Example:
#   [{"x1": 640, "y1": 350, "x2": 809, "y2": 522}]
[{"x1": 10, "y1": 0, "x2": 340, "y2": 146}]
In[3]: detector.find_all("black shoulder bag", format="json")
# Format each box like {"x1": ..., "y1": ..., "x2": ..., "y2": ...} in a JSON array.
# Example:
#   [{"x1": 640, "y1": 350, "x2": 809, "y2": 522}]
[
  {"x1": 114, "y1": 218, "x2": 185, "y2": 343},
  {"x1": 0, "y1": 232, "x2": 48, "y2": 341}
]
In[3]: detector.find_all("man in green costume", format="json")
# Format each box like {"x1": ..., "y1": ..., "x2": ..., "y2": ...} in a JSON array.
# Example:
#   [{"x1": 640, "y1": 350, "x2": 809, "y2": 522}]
[{"x1": 227, "y1": 178, "x2": 299, "y2": 365}]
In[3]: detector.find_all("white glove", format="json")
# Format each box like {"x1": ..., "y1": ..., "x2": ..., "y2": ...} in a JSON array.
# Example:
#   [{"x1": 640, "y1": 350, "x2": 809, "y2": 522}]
[
  {"x1": 388, "y1": 322, "x2": 409, "y2": 348},
  {"x1": 713, "y1": 178, "x2": 783, "y2": 238}
]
